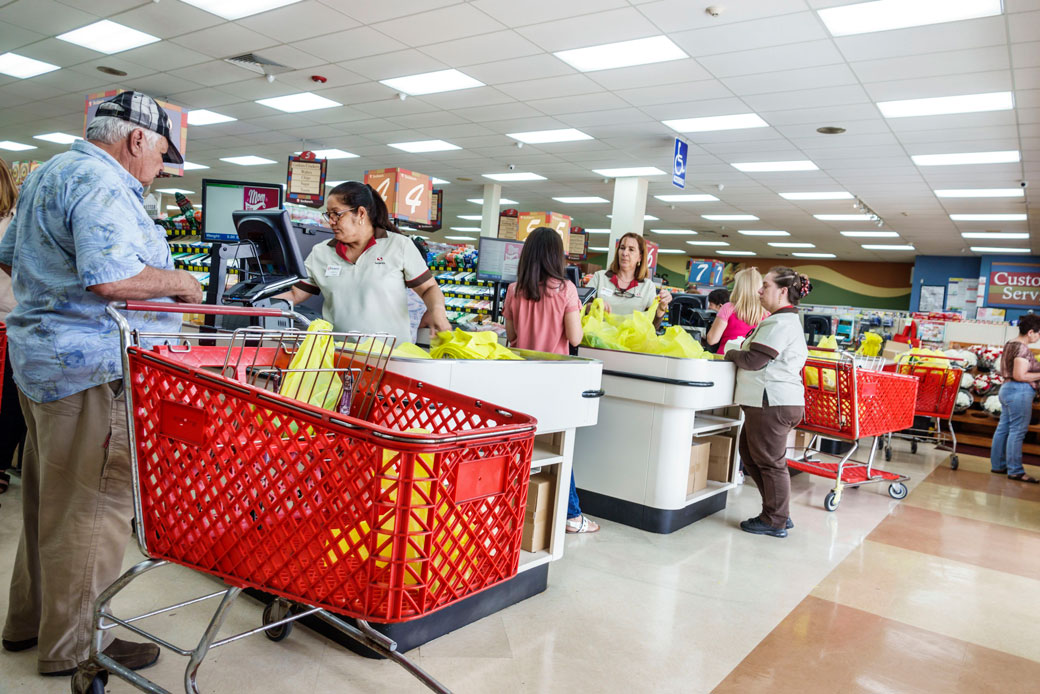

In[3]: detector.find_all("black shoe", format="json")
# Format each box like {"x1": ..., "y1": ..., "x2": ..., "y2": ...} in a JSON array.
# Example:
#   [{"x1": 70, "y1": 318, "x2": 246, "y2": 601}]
[
  {"x1": 740, "y1": 517, "x2": 788, "y2": 538},
  {"x1": 2, "y1": 636, "x2": 37, "y2": 652},
  {"x1": 747, "y1": 516, "x2": 794, "y2": 530},
  {"x1": 42, "y1": 638, "x2": 160, "y2": 677}
]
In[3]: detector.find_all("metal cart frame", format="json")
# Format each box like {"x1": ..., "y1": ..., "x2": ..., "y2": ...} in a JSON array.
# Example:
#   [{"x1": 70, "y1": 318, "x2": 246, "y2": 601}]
[{"x1": 882, "y1": 353, "x2": 965, "y2": 470}]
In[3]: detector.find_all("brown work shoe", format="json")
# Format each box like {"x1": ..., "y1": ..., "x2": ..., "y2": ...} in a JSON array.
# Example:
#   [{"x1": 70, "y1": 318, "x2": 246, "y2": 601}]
[{"x1": 42, "y1": 638, "x2": 160, "y2": 677}]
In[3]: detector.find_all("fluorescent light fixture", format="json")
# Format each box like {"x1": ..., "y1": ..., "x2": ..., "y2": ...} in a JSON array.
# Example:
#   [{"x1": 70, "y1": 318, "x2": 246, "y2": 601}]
[
  {"x1": 554, "y1": 36, "x2": 686, "y2": 73},
  {"x1": 970, "y1": 246, "x2": 1031, "y2": 253},
  {"x1": 589, "y1": 246, "x2": 610, "y2": 252},
  {"x1": 739, "y1": 230, "x2": 789, "y2": 237},
  {"x1": 607, "y1": 214, "x2": 658, "y2": 221},
  {"x1": 449, "y1": 227, "x2": 480, "y2": 232},
  {"x1": 220, "y1": 155, "x2": 276, "y2": 166},
  {"x1": 483, "y1": 172, "x2": 546, "y2": 182},
  {"x1": 732, "y1": 160, "x2": 818, "y2": 172},
  {"x1": 862, "y1": 244, "x2": 915, "y2": 250},
  {"x1": 840, "y1": 230, "x2": 899, "y2": 238},
  {"x1": 793, "y1": 252, "x2": 837, "y2": 258},
  {"x1": 179, "y1": 0, "x2": 303, "y2": 20},
  {"x1": 815, "y1": 214, "x2": 872, "y2": 221},
  {"x1": 654, "y1": 194, "x2": 720, "y2": 202},
  {"x1": 935, "y1": 188, "x2": 1024, "y2": 198},
  {"x1": 658, "y1": 249, "x2": 686, "y2": 254},
  {"x1": 187, "y1": 109, "x2": 236, "y2": 126},
  {"x1": 0, "y1": 141, "x2": 35, "y2": 151},
  {"x1": 0, "y1": 52, "x2": 60, "y2": 79},
  {"x1": 325, "y1": 180, "x2": 345, "y2": 187},
  {"x1": 585, "y1": 229, "x2": 611, "y2": 235},
  {"x1": 432, "y1": 177, "x2": 450, "y2": 185},
  {"x1": 257, "y1": 92, "x2": 341, "y2": 113},
  {"x1": 389, "y1": 140, "x2": 461, "y2": 153},
  {"x1": 717, "y1": 250, "x2": 756, "y2": 256},
  {"x1": 818, "y1": 0, "x2": 1003, "y2": 37},
  {"x1": 444, "y1": 236, "x2": 476, "y2": 241},
  {"x1": 468, "y1": 198, "x2": 518, "y2": 205},
  {"x1": 508, "y1": 128, "x2": 592, "y2": 144},
  {"x1": 687, "y1": 241, "x2": 730, "y2": 247},
  {"x1": 155, "y1": 188, "x2": 194, "y2": 195},
  {"x1": 293, "y1": 148, "x2": 357, "y2": 159},
  {"x1": 457, "y1": 215, "x2": 483, "y2": 221},
  {"x1": 57, "y1": 20, "x2": 159, "y2": 54},
  {"x1": 380, "y1": 69, "x2": 484, "y2": 96},
  {"x1": 878, "y1": 91, "x2": 1013, "y2": 119},
  {"x1": 961, "y1": 232, "x2": 1030, "y2": 239},
  {"x1": 950, "y1": 214, "x2": 1027, "y2": 222},
  {"x1": 912, "y1": 151, "x2": 1020, "y2": 166},
  {"x1": 650, "y1": 229, "x2": 698, "y2": 235},
  {"x1": 553, "y1": 196, "x2": 609, "y2": 204},
  {"x1": 34, "y1": 132, "x2": 81, "y2": 144},
  {"x1": 182, "y1": 162, "x2": 209, "y2": 170},
  {"x1": 702, "y1": 214, "x2": 759, "y2": 221},
  {"x1": 780, "y1": 192, "x2": 853, "y2": 201},
  {"x1": 768, "y1": 242, "x2": 815, "y2": 248},
  {"x1": 662, "y1": 113, "x2": 768, "y2": 133},
  {"x1": 593, "y1": 166, "x2": 666, "y2": 178}
]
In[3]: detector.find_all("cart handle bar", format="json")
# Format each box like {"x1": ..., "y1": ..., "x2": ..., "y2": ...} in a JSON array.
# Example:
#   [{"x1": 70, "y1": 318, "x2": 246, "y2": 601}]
[{"x1": 119, "y1": 300, "x2": 300, "y2": 319}]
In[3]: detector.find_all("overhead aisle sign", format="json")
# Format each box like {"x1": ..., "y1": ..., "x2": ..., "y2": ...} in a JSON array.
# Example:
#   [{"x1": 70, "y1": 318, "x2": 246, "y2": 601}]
[{"x1": 672, "y1": 138, "x2": 687, "y2": 189}]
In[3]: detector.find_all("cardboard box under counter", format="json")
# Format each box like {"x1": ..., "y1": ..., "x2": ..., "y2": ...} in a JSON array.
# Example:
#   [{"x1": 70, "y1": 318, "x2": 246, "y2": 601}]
[{"x1": 687, "y1": 442, "x2": 710, "y2": 495}]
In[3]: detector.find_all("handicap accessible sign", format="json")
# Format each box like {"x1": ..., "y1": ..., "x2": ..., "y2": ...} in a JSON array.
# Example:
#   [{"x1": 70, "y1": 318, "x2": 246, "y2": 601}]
[{"x1": 672, "y1": 138, "x2": 687, "y2": 189}]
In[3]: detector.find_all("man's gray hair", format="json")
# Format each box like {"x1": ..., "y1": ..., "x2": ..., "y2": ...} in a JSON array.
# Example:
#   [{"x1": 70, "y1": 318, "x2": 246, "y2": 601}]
[{"x1": 86, "y1": 116, "x2": 161, "y2": 147}]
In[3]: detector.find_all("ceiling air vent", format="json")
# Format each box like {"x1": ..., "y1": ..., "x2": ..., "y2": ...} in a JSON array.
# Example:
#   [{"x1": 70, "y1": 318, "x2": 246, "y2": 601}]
[{"x1": 224, "y1": 53, "x2": 291, "y2": 76}]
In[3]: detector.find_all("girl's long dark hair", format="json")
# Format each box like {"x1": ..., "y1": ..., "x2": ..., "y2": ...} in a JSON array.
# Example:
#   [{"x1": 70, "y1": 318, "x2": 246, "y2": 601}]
[
  {"x1": 516, "y1": 226, "x2": 568, "y2": 301},
  {"x1": 328, "y1": 181, "x2": 400, "y2": 233}
]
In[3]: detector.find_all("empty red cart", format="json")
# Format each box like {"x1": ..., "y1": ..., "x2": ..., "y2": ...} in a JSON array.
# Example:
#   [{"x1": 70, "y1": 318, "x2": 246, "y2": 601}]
[{"x1": 882, "y1": 353, "x2": 966, "y2": 470}]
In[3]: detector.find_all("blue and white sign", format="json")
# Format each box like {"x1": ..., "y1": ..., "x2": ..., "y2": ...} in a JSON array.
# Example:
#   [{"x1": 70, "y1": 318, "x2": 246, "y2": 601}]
[{"x1": 672, "y1": 137, "x2": 688, "y2": 189}]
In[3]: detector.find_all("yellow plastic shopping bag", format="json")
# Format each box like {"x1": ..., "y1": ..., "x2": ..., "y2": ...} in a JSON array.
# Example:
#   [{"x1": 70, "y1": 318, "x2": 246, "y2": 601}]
[
  {"x1": 856, "y1": 332, "x2": 883, "y2": 357},
  {"x1": 806, "y1": 335, "x2": 838, "y2": 389},
  {"x1": 279, "y1": 319, "x2": 343, "y2": 411},
  {"x1": 430, "y1": 329, "x2": 522, "y2": 360},
  {"x1": 356, "y1": 338, "x2": 432, "y2": 359}
]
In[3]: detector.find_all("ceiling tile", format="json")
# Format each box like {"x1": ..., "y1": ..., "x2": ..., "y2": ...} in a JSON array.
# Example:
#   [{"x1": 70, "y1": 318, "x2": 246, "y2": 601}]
[
  {"x1": 496, "y1": 74, "x2": 604, "y2": 102},
  {"x1": 617, "y1": 78, "x2": 732, "y2": 107},
  {"x1": 672, "y1": 12, "x2": 827, "y2": 57},
  {"x1": 864, "y1": 70, "x2": 1014, "y2": 102},
  {"x1": 169, "y1": 60, "x2": 252, "y2": 88},
  {"x1": 851, "y1": 46, "x2": 1010, "y2": 85},
  {"x1": 128, "y1": 72, "x2": 203, "y2": 98},
  {"x1": 416, "y1": 86, "x2": 515, "y2": 110},
  {"x1": 302, "y1": 26, "x2": 406, "y2": 63},
  {"x1": 526, "y1": 91, "x2": 631, "y2": 116},
  {"x1": 238, "y1": 1, "x2": 359, "y2": 42},
  {"x1": 0, "y1": 22, "x2": 44, "y2": 53},
  {"x1": 834, "y1": 16, "x2": 1007, "y2": 62},
  {"x1": 372, "y1": 4, "x2": 505, "y2": 47},
  {"x1": 638, "y1": 0, "x2": 808, "y2": 33},
  {"x1": 269, "y1": 64, "x2": 368, "y2": 92},
  {"x1": 723, "y1": 64, "x2": 858, "y2": 97},
  {"x1": 471, "y1": 0, "x2": 627, "y2": 26},
  {"x1": 13, "y1": 37, "x2": 100, "y2": 67},
  {"x1": 343, "y1": 48, "x2": 447, "y2": 81},
  {"x1": 697, "y1": 40, "x2": 845, "y2": 79},
  {"x1": 327, "y1": 0, "x2": 462, "y2": 25},
  {"x1": 420, "y1": 30, "x2": 541, "y2": 67},
  {"x1": 0, "y1": 0, "x2": 98, "y2": 35},
  {"x1": 56, "y1": 0, "x2": 146, "y2": 14},
  {"x1": 110, "y1": 2, "x2": 224, "y2": 39},
  {"x1": 459, "y1": 102, "x2": 547, "y2": 122},
  {"x1": 743, "y1": 85, "x2": 871, "y2": 113},
  {"x1": 169, "y1": 23, "x2": 279, "y2": 59},
  {"x1": 117, "y1": 42, "x2": 211, "y2": 72},
  {"x1": 516, "y1": 7, "x2": 661, "y2": 52},
  {"x1": 465, "y1": 54, "x2": 575, "y2": 86},
  {"x1": 586, "y1": 58, "x2": 713, "y2": 91}
]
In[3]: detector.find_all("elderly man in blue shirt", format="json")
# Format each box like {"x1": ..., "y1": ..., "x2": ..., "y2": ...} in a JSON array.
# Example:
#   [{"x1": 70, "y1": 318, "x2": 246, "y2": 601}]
[{"x1": 0, "y1": 91, "x2": 202, "y2": 677}]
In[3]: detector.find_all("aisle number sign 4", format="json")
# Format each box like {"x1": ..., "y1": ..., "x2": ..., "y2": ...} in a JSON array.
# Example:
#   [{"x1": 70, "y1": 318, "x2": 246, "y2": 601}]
[
  {"x1": 672, "y1": 138, "x2": 688, "y2": 189},
  {"x1": 363, "y1": 167, "x2": 433, "y2": 223}
]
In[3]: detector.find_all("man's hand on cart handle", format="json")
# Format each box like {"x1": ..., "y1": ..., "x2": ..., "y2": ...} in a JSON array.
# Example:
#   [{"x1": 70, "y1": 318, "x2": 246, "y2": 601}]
[{"x1": 175, "y1": 269, "x2": 204, "y2": 304}]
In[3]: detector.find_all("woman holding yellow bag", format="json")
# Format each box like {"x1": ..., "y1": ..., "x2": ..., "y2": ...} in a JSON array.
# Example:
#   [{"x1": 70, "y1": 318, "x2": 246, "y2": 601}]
[
  {"x1": 725, "y1": 267, "x2": 811, "y2": 538},
  {"x1": 587, "y1": 233, "x2": 672, "y2": 327}
]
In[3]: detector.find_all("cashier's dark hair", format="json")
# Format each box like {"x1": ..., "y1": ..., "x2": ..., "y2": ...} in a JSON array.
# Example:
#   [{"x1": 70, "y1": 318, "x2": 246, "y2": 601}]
[
  {"x1": 516, "y1": 226, "x2": 568, "y2": 302},
  {"x1": 1019, "y1": 313, "x2": 1040, "y2": 335},
  {"x1": 328, "y1": 181, "x2": 399, "y2": 233},
  {"x1": 769, "y1": 266, "x2": 813, "y2": 305}
]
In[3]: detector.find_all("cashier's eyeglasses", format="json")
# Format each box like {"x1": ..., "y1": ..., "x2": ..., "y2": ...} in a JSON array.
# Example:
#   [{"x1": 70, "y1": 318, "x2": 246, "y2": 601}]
[{"x1": 322, "y1": 207, "x2": 353, "y2": 224}]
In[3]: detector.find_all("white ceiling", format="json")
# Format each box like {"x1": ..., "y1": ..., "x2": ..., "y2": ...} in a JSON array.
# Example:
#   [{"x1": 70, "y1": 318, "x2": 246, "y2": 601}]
[{"x1": 0, "y1": 0, "x2": 1037, "y2": 263}]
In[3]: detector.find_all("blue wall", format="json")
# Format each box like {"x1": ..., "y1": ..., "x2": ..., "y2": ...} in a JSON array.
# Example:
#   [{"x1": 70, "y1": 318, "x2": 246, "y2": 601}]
[{"x1": 909, "y1": 256, "x2": 981, "y2": 312}]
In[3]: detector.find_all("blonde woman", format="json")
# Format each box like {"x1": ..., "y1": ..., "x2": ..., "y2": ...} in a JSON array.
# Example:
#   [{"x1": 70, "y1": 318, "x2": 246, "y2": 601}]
[{"x1": 706, "y1": 267, "x2": 768, "y2": 351}]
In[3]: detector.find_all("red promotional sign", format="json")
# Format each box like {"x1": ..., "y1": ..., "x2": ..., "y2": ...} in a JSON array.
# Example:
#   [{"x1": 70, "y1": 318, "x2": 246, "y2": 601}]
[
  {"x1": 987, "y1": 262, "x2": 1040, "y2": 306},
  {"x1": 243, "y1": 186, "x2": 280, "y2": 211},
  {"x1": 645, "y1": 240, "x2": 660, "y2": 274}
]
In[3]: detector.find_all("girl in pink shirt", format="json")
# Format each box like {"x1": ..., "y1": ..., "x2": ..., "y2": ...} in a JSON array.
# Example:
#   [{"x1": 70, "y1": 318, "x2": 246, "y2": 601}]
[{"x1": 503, "y1": 227, "x2": 598, "y2": 533}]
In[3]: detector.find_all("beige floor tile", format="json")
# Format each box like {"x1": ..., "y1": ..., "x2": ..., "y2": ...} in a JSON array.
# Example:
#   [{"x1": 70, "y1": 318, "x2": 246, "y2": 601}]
[{"x1": 903, "y1": 481, "x2": 1040, "y2": 531}]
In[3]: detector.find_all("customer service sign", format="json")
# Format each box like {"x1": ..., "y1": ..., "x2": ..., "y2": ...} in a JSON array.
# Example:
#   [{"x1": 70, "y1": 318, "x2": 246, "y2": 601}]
[{"x1": 988, "y1": 262, "x2": 1040, "y2": 306}]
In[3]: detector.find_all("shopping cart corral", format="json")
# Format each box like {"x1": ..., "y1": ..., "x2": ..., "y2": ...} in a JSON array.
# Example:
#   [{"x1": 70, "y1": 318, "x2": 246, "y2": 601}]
[
  {"x1": 73, "y1": 302, "x2": 538, "y2": 694},
  {"x1": 882, "y1": 354, "x2": 965, "y2": 470},
  {"x1": 787, "y1": 353, "x2": 919, "y2": 512}
]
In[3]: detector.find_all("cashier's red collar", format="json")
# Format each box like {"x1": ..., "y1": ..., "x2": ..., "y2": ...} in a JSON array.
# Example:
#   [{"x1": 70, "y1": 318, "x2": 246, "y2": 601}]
[{"x1": 607, "y1": 272, "x2": 640, "y2": 291}]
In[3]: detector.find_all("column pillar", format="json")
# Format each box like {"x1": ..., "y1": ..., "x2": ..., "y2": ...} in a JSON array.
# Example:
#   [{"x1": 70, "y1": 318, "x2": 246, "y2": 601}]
[
  {"x1": 480, "y1": 183, "x2": 501, "y2": 237},
  {"x1": 607, "y1": 177, "x2": 649, "y2": 265}
]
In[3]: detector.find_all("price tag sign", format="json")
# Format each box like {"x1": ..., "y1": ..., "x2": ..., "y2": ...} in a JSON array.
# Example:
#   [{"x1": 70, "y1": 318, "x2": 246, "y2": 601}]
[{"x1": 286, "y1": 153, "x2": 327, "y2": 208}]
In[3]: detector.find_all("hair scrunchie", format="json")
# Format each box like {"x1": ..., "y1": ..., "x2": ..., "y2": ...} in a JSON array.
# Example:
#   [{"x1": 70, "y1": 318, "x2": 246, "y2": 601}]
[{"x1": 799, "y1": 275, "x2": 813, "y2": 298}]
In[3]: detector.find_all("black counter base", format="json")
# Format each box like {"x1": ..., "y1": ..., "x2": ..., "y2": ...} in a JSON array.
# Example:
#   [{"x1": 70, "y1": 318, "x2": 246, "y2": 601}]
[
  {"x1": 246, "y1": 562, "x2": 548, "y2": 658},
  {"x1": 576, "y1": 488, "x2": 727, "y2": 534}
]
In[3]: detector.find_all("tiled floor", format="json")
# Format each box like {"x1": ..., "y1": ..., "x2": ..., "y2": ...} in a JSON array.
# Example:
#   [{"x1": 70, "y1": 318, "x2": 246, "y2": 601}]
[{"x1": 0, "y1": 443, "x2": 1037, "y2": 693}]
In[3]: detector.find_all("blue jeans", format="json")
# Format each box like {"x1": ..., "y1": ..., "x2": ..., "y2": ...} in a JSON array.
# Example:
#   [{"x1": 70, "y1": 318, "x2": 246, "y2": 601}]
[
  {"x1": 567, "y1": 472, "x2": 581, "y2": 519},
  {"x1": 991, "y1": 381, "x2": 1036, "y2": 476}
]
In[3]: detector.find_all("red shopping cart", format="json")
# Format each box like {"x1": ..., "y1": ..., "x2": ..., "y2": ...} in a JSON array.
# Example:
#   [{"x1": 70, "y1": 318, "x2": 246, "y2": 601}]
[
  {"x1": 882, "y1": 353, "x2": 965, "y2": 470},
  {"x1": 787, "y1": 353, "x2": 919, "y2": 512},
  {"x1": 73, "y1": 302, "x2": 537, "y2": 694}
]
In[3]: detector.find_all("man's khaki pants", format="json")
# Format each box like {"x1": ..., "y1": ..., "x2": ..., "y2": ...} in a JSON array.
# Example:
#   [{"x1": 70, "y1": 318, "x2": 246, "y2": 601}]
[{"x1": 3, "y1": 382, "x2": 132, "y2": 674}]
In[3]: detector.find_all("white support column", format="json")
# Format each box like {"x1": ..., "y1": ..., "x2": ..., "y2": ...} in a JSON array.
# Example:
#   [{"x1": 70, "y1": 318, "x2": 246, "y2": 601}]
[
  {"x1": 607, "y1": 177, "x2": 649, "y2": 266},
  {"x1": 480, "y1": 183, "x2": 502, "y2": 237}
]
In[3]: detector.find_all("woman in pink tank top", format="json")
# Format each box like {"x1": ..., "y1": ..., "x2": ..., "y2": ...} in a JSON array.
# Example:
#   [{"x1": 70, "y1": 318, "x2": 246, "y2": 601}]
[{"x1": 706, "y1": 267, "x2": 768, "y2": 352}]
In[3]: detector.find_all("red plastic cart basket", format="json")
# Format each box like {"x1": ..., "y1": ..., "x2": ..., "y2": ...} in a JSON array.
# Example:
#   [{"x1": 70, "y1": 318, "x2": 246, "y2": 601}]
[{"x1": 881, "y1": 354, "x2": 965, "y2": 469}]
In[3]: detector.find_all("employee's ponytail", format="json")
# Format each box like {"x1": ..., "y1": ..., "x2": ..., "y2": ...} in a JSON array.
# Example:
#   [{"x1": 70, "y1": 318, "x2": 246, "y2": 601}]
[
  {"x1": 769, "y1": 266, "x2": 813, "y2": 305},
  {"x1": 328, "y1": 181, "x2": 400, "y2": 233}
]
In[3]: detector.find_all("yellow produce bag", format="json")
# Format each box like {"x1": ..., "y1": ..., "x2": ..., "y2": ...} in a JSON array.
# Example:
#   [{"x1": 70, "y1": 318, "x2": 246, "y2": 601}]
[
  {"x1": 355, "y1": 338, "x2": 432, "y2": 359},
  {"x1": 430, "y1": 329, "x2": 522, "y2": 360},
  {"x1": 653, "y1": 326, "x2": 706, "y2": 359},
  {"x1": 856, "y1": 332, "x2": 883, "y2": 357},
  {"x1": 805, "y1": 335, "x2": 839, "y2": 389},
  {"x1": 279, "y1": 319, "x2": 344, "y2": 410},
  {"x1": 581, "y1": 297, "x2": 711, "y2": 359}
]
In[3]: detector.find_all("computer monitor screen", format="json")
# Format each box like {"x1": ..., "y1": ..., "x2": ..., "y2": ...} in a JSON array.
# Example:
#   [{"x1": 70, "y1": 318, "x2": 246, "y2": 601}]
[
  {"x1": 476, "y1": 236, "x2": 525, "y2": 283},
  {"x1": 232, "y1": 209, "x2": 307, "y2": 280},
  {"x1": 565, "y1": 265, "x2": 581, "y2": 288},
  {"x1": 202, "y1": 179, "x2": 283, "y2": 243},
  {"x1": 836, "y1": 318, "x2": 854, "y2": 339}
]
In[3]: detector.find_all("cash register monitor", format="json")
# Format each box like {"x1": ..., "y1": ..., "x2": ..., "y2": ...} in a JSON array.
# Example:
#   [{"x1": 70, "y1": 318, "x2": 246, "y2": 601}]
[
  {"x1": 475, "y1": 236, "x2": 525, "y2": 283},
  {"x1": 201, "y1": 178, "x2": 283, "y2": 243},
  {"x1": 223, "y1": 209, "x2": 307, "y2": 303}
]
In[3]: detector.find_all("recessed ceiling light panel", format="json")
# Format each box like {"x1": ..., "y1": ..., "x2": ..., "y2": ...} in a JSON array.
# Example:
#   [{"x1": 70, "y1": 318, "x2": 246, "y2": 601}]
[
  {"x1": 780, "y1": 192, "x2": 853, "y2": 200},
  {"x1": 654, "y1": 194, "x2": 720, "y2": 202},
  {"x1": 554, "y1": 36, "x2": 686, "y2": 72},
  {"x1": 256, "y1": 92, "x2": 341, "y2": 113},
  {"x1": 389, "y1": 140, "x2": 461, "y2": 153},
  {"x1": 717, "y1": 250, "x2": 756, "y2": 256},
  {"x1": 862, "y1": 244, "x2": 915, "y2": 250},
  {"x1": 840, "y1": 230, "x2": 899, "y2": 238},
  {"x1": 650, "y1": 229, "x2": 698, "y2": 235},
  {"x1": 912, "y1": 150, "x2": 1020, "y2": 166},
  {"x1": 687, "y1": 241, "x2": 730, "y2": 246},
  {"x1": 702, "y1": 214, "x2": 759, "y2": 221},
  {"x1": 483, "y1": 172, "x2": 546, "y2": 182},
  {"x1": 57, "y1": 20, "x2": 160, "y2": 54},
  {"x1": 188, "y1": 109, "x2": 237, "y2": 125},
  {"x1": 593, "y1": 166, "x2": 666, "y2": 177},
  {"x1": 0, "y1": 52, "x2": 60, "y2": 79},
  {"x1": 662, "y1": 113, "x2": 768, "y2": 133},
  {"x1": 768, "y1": 242, "x2": 815, "y2": 248},
  {"x1": 0, "y1": 141, "x2": 36, "y2": 151},
  {"x1": 553, "y1": 196, "x2": 609, "y2": 203},
  {"x1": 970, "y1": 246, "x2": 1030, "y2": 253},
  {"x1": 935, "y1": 188, "x2": 1024, "y2": 198},
  {"x1": 508, "y1": 128, "x2": 592, "y2": 144},
  {"x1": 793, "y1": 252, "x2": 837, "y2": 258},
  {"x1": 960, "y1": 232, "x2": 1029, "y2": 239},
  {"x1": 33, "y1": 132, "x2": 80, "y2": 144},
  {"x1": 818, "y1": 0, "x2": 1003, "y2": 37},
  {"x1": 181, "y1": 162, "x2": 209, "y2": 170},
  {"x1": 380, "y1": 69, "x2": 484, "y2": 96},
  {"x1": 180, "y1": 0, "x2": 304, "y2": 20},
  {"x1": 220, "y1": 155, "x2": 276, "y2": 166},
  {"x1": 732, "y1": 160, "x2": 818, "y2": 172},
  {"x1": 950, "y1": 214, "x2": 1027, "y2": 222},
  {"x1": 738, "y1": 230, "x2": 789, "y2": 236},
  {"x1": 467, "y1": 198, "x2": 518, "y2": 205},
  {"x1": 878, "y1": 91, "x2": 1013, "y2": 118}
]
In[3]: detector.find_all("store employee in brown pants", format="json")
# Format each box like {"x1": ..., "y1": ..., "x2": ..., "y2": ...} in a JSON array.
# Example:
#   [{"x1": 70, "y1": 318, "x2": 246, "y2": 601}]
[{"x1": 725, "y1": 267, "x2": 812, "y2": 538}]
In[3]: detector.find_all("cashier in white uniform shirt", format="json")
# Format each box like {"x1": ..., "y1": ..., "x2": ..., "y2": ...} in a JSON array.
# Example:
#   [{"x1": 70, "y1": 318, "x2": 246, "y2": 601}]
[
  {"x1": 587, "y1": 232, "x2": 672, "y2": 327},
  {"x1": 279, "y1": 181, "x2": 451, "y2": 343}
]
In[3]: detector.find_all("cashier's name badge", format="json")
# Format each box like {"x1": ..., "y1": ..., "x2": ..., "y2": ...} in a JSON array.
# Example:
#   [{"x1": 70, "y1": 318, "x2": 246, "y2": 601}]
[{"x1": 325, "y1": 264, "x2": 342, "y2": 277}]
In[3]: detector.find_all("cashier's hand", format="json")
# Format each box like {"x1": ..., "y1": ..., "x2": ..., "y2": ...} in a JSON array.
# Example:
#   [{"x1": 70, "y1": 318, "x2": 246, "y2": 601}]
[
  {"x1": 176, "y1": 270, "x2": 204, "y2": 304},
  {"x1": 420, "y1": 310, "x2": 452, "y2": 335},
  {"x1": 657, "y1": 289, "x2": 672, "y2": 314}
]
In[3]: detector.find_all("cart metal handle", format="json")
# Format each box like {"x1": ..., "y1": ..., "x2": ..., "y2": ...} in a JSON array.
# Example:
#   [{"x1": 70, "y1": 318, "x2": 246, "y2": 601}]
[
  {"x1": 582, "y1": 389, "x2": 606, "y2": 398},
  {"x1": 602, "y1": 369, "x2": 713, "y2": 388},
  {"x1": 120, "y1": 300, "x2": 300, "y2": 320}
]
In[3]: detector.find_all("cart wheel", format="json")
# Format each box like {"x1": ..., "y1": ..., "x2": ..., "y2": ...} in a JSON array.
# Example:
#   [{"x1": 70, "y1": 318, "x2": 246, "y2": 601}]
[
  {"x1": 824, "y1": 491, "x2": 840, "y2": 512},
  {"x1": 950, "y1": 455, "x2": 959, "y2": 470},
  {"x1": 884, "y1": 445, "x2": 892, "y2": 462},
  {"x1": 888, "y1": 483, "x2": 908, "y2": 500},
  {"x1": 262, "y1": 600, "x2": 293, "y2": 642},
  {"x1": 70, "y1": 669, "x2": 107, "y2": 694},
  {"x1": 910, "y1": 439, "x2": 918, "y2": 454}
]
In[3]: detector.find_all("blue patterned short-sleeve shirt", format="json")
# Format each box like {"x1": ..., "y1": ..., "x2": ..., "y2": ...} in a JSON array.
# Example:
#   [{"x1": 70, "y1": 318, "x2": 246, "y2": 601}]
[{"x1": 0, "y1": 140, "x2": 180, "y2": 403}]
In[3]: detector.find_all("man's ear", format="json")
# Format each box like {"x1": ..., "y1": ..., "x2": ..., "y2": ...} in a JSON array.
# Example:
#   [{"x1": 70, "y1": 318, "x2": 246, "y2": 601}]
[{"x1": 127, "y1": 128, "x2": 145, "y2": 156}]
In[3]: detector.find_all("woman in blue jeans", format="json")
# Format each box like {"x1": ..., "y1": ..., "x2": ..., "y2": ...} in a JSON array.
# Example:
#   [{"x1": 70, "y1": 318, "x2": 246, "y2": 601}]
[{"x1": 991, "y1": 313, "x2": 1040, "y2": 482}]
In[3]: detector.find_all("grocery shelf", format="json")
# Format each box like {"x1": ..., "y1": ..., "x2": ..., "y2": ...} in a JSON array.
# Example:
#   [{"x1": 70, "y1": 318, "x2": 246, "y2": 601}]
[
  {"x1": 531, "y1": 441, "x2": 564, "y2": 468},
  {"x1": 517, "y1": 549, "x2": 552, "y2": 572},
  {"x1": 685, "y1": 480, "x2": 733, "y2": 504},
  {"x1": 691, "y1": 414, "x2": 741, "y2": 437}
]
